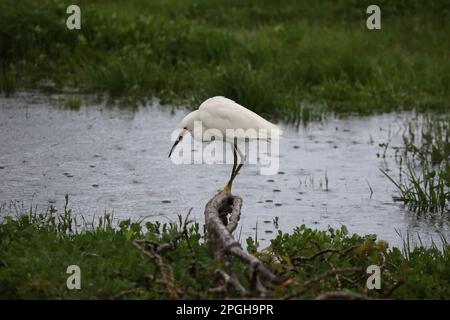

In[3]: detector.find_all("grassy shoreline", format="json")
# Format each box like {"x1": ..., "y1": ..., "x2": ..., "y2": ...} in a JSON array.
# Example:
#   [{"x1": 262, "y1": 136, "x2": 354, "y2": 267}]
[
  {"x1": 0, "y1": 199, "x2": 449, "y2": 299},
  {"x1": 1, "y1": 0, "x2": 449, "y2": 121},
  {"x1": 380, "y1": 113, "x2": 450, "y2": 213},
  {"x1": 1, "y1": 0, "x2": 449, "y2": 300}
]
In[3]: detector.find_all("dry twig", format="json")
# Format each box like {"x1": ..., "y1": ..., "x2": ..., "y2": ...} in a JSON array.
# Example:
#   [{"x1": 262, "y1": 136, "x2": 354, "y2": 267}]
[{"x1": 284, "y1": 267, "x2": 365, "y2": 299}]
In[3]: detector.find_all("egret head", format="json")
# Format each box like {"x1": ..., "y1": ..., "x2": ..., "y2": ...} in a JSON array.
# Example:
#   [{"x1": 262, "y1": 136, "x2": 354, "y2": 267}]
[{"x1": 168, "y1": 110, "x2": 198, "y2": 158}]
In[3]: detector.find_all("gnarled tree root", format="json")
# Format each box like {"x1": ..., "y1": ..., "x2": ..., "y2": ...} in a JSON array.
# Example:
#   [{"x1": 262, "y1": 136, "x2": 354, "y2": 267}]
[{"x1": 204, "y1": 190, "x2": 283, "y2": 297}]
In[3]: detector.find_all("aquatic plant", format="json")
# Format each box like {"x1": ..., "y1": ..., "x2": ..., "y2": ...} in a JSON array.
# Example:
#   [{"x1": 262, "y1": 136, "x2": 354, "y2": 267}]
[
  {"x1": 382, "y1": 166, "x2": 449, "y2": 213},
  {"x1": 63, "y1": 96, "x2": 81, "y2": 110},
  {"x1": 381, "y1": 114, "x2": 450, "y2": 214},
  {"x1": 0, "y1": 198, "x2": 449, "y2": 299}
]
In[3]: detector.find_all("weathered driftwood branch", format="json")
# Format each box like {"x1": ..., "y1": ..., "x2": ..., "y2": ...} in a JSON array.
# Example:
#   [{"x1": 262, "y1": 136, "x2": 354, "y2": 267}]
[
  {"x1": 132, "y1": 238, "x2": 182, "y2": 299},
  {"x1": 204, "y1": 190, "x2": 283, "y2": 296},
  {"x1": 283, "y1": 267, "x2": 365, "y2": 299},
  {"x1": 209, "y1": 268, "x2": 248, "y2": 296},
  {"x1": 292, "y1": 245, "x2": 359, "y2": 263}
]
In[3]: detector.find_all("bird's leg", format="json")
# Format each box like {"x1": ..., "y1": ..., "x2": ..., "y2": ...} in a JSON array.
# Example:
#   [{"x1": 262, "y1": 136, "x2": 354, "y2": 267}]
[
  {"x1": 224, "y1": 142, "x2": 244, "y2": 193},
  {"x1": 233, "y1": 143, "x2": 245, "y2": 177},
  {"x1": 224, "y1": 142, "x2": 238, "y2": 193}
]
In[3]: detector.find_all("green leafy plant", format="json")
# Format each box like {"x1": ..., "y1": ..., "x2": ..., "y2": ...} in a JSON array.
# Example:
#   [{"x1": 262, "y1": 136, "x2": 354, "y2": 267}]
[{"x1": 1, "y1": 201, "x2": 449, "y2": 299}]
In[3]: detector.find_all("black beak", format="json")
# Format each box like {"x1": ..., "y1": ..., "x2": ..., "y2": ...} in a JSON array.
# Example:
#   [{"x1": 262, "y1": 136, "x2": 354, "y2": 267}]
[{"x1": 168, "y1": 135, "x2": 183, "y2": 158}]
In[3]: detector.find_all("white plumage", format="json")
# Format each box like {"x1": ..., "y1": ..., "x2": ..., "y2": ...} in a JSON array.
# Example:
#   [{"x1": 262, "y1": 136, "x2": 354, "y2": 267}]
[
  {"x1": 179, "y1": 96, "x2": 282, "y2": 142},
  {"x1": 168, "y1": 96, "x2": 282, "y2": 191},
  {"x1": 199, "y1": 96, "x2": 281, "y2": 139}
]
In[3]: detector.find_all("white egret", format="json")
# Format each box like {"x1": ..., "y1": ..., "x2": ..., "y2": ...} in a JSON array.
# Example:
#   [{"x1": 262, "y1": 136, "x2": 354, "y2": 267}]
[{"x1": 168, "y1": 96, "x2": 282, "y2": 192}]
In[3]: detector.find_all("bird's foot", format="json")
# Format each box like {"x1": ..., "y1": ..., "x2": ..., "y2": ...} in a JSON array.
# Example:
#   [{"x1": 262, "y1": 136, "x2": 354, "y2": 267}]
[
  {"x1": 220, "y1": 183, "x2": 232, "y2": 194},
  {"x1": 214, "y1": 185, "x2": 231, "y2": 195}
]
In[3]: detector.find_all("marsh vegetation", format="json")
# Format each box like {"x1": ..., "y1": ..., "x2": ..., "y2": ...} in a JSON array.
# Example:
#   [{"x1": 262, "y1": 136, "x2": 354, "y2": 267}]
[
  {"x1": 0, "y1": 0, "x2": 449, "y2": 299},
  {"x1": 382, "y1": 114, "x2": 450, "y2": 213},
  {"x1": 1, "y1": 0, "x2": 449, "y2": 120},
  {"x1": 1, "y1": 200, "x2": 449, "y2": 299}
]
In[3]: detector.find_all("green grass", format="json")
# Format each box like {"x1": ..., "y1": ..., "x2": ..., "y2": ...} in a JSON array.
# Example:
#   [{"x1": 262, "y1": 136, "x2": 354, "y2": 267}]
[
  {"x1": 2, "y1": 1, "x2": 449, "y2": 299},
  {"x1": 381, "y1": 114, "x2": 450, "y2": 213},
  {"x1": 1, "y1": 0, "x2": 449, "y2": 121},
  {"x1": 1, "y1": 197, "x2": 449, "y2": 299},
  {"x1": 382, "y1": 165, "x2": 449, "y2": 213},
  {"x1": 63, "y1": 96, "x2": 81, "y2": 110}
]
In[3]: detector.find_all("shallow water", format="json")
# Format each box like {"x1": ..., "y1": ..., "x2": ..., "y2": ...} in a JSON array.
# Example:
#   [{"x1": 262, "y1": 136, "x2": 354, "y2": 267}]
[{"x1": 0, "y1": 93, "x2": 448, "y2": 248}]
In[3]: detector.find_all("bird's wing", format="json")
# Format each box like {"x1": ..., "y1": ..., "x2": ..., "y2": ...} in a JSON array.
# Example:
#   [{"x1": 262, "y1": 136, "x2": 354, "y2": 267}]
[{"x1": 198, "y1": 97, "x2": 282, "y2": 139}]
